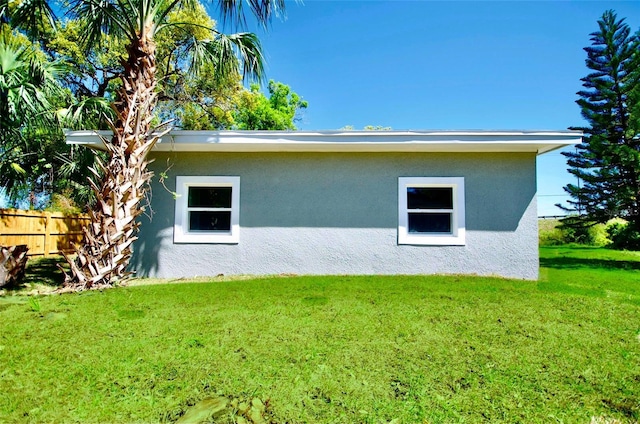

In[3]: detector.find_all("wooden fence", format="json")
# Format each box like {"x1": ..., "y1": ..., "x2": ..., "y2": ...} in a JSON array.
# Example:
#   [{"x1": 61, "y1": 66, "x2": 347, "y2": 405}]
[{"x1": 0, "y1": 209, "x2": 89, "y2": 257}]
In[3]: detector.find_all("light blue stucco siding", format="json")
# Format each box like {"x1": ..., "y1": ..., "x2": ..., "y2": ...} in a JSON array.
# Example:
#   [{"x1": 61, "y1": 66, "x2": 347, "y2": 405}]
[{"x1": 132, "y1": 152, "x2": 539, "y2": 279}]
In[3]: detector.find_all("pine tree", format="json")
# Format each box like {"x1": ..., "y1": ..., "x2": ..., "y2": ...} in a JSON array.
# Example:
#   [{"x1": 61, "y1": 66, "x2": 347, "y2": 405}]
[{"x1": 562, "y1": 10, "x2": 640, "y2": 241}]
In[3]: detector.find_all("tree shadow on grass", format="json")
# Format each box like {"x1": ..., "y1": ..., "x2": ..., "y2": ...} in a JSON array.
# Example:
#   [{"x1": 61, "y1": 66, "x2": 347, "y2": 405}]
[
  {"x1": 16, "y1": 256, "x2": 67, "y2": 290},
  {"x1": 602, "y1": 397, "x2": 640, "y2": 421},
  {"x1": 540, "y1": 256, "x2": 640, "y2": 271}
]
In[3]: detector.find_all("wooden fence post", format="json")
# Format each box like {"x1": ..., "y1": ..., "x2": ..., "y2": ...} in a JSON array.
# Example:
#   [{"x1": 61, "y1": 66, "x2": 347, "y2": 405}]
[{"x1": 44, "y1": 212, "x2": 52, "y2": 257}]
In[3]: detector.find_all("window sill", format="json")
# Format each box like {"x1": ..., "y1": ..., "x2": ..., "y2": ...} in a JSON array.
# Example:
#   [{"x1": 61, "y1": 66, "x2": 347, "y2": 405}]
[
  {"x1": 398, "y1": 233, "x2": 465, "y2": 246},
  {"x1": 174, "y1": 231, "x2": 239, "y2": 244}
]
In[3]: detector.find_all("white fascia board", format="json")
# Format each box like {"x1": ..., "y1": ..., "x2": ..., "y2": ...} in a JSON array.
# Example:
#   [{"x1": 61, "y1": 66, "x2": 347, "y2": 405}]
[{"x1": 65, "y1": 130, "x2": 582, "y2": 155}]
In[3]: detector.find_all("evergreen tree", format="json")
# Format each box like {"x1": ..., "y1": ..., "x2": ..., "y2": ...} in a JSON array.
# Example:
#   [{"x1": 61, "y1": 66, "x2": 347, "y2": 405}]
[{"x1": 562, "y1": 10, "x2": 640, "y2": 241}]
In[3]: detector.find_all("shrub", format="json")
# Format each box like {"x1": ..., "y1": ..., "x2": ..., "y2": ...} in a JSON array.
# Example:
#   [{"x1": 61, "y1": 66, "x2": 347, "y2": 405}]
[
  {"x1": 606, "y1": 219, "x2": 640, "y2": 250},
  {"x1": 539, "y1": 217, "x2": 610, "y2": 247},
  {"x1": 589, "y1": 223, "x2": 610, "y2": 246},
  {"x1": 558, "y1": 222, "x2": 594, "y2": 245},
  {"x1": 538, "y1": 220, "x2": 566, "y2": 246},
  {"x1": 46, "y1": 193, "x2": 82, "y2": 215}
]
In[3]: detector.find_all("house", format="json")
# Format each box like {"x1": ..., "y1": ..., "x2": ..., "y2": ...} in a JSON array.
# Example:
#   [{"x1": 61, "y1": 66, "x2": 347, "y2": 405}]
[{"x1": 67, "y1": 130, "x2": 581, "y2": 280}]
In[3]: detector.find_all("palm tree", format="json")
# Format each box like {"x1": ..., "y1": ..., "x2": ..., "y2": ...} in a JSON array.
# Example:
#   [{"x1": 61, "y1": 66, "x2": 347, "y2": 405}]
[{"x1": 10, "y1": 0, "x2": 285, "y2": 290}]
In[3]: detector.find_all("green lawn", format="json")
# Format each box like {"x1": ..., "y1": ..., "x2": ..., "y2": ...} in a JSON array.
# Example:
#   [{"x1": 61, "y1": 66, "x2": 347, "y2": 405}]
[{"x1": 1, "y1": 247, "x2": 639, "y2": 423}]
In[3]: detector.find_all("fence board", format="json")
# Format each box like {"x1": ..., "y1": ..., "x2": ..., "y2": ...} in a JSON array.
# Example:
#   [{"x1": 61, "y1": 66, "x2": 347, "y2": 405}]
[{"x1": 0, "y1": 209, "x2": 89, "y2": 256}]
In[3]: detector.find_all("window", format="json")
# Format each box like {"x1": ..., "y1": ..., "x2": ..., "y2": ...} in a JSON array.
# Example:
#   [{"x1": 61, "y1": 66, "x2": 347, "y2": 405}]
[
  {"x1": 174, "y1": 176, "x2": 240, "y2": 243},
  {"x1": 398, "y1": 177, "x2": 465, "y2": 245}
]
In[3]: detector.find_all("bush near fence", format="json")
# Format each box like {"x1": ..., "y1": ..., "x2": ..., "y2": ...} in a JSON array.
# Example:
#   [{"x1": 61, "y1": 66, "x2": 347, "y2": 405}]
[{"x1": 0, "y1": 209, "x2": 89, "y2": 256}]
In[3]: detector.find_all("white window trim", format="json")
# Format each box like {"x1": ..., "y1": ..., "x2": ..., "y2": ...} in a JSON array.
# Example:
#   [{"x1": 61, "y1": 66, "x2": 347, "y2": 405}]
[
  {"x1": 174, "y1": 176, "x2": 240, "y2": 244},
  {"x1": 398, "y1": 177, "x2": 465, "y2": 246}
]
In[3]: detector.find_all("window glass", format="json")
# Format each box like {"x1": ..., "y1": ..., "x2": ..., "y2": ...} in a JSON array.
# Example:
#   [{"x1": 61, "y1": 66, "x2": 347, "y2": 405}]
[
  {"x1": 407, "y1": 187, "x2": 453, "y2": 209},
  {"x1": 398, "y1": 177, "x2": 465, "y2": 245},
  {"x1": 174, "y1": 176, "x2": 240, "y2": 244},
  {"x1": 188, "y1": 187, "x2": 232, "y2": 208},
  {"x1": 189, "y1": 211, "x2": 231, "y2": 231},
  {"x1": 408, "y1": 213, "x2": 452, "y2": 233}
]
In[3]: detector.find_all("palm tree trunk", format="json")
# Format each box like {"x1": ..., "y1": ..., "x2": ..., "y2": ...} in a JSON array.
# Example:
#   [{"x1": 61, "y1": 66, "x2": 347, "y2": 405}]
[{"x1": 63, "y1": 34, "x2": 166, "y2": 290}]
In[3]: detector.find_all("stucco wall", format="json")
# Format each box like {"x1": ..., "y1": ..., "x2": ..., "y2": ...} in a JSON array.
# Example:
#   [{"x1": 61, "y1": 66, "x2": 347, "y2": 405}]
[{"x1": 132, "y1": 152, "x2": 539, "y2": 279}]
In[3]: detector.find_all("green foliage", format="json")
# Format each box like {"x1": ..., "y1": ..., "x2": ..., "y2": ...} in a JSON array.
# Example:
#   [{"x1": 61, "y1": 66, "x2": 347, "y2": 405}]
[
  {"x1": 1, "y1": 0, "x2": 279, "y2": 209},
  {"x1": 539, "y1": 216, "x2": 640, "y2": 250},
  {"x1": 46, "y1": 192, "x2": 83, "y2": 214},
  {"x1": 364, "y1": 125, "x2": 392, "y2": 130},
  {"x1": 539, "y1": 218, "x2": 610, "y2": 246},
  {"x1": 154, "y1": 2, "x2": 243, "y2": 130},
  {"x1": 167, "y1": 78, "x2": 309, "y2": 131},
  {"x1": 46, "y1": 19, "x2": 125, "y2": 101},
  {"x1": 27, "y1": 296, "x2": 41, "y2": 313},
  {"x1": 64, "y1": 0, "x2": 302, "y2": 133},
  {"x1": 538, "y1": 219, "x2": 571, "y2": 246},
  {"x1": 558, "y1": 218, "x2": 600, "y2": 245},
  {"x1": 234, "y1": 80, "x2": 307, "y2": 130},
  {"x1": 607, "y1": 219, "x2": 640, "y2": 250},
  {"x1": 157, "y1": 71, "x2": 243, "y2": 130},
  {"x1": 0, "y1": 23, "x2": 111, "y2": 209},
  {"x1": 0, "y1": 29, "x2": 62, "y2": 204},
  {"x1": 591, "y1": 222, "x2": 612, "y2": 246},
  {"x1": 562, "y1": 10, "x2": 640, "y2": 231},
  {"x1": 340, "y1": 125, "x2": 393, "y2": 130},
  {"x1": 1, "y1": 249, "x2": 640, "y2": 422}
]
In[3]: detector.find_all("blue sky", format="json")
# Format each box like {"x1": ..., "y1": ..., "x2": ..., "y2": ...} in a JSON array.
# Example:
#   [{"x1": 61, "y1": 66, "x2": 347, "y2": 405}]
[{"x1": 216, "y1": 0, "x2": 640, "y2": 216}]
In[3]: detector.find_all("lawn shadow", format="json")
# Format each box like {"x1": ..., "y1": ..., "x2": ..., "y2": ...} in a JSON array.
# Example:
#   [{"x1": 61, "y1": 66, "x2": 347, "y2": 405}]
[
  {"x1": 540, "y1": 256, "x2": 640, "y2": 271},
  {"x1": 15, "y1": 256, "x2": 67, "y2": 290}
]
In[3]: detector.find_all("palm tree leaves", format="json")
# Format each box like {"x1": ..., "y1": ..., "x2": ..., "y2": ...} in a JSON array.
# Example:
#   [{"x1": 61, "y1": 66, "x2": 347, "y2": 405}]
[
  {"x1": 69, "y1": 0, "x2": 198, "y2": 46},
  {"x1": 0, "y1": 36, "x2": 62, "y2": 194},
  {"x1": 68, "y1": 0, "x2": 137, "y2": 48},
  {"x1": 0, "y1": 38, "x2": 60, "y2": 131},
  {"x1": 189, "y1": 31, "x2": 262, "y2": 81},
  {"x1": 0, "y1": 0, "x2": 9, "y2": 24},
  {"x1": 8, "y1": 0, "x2": 58, "y2": 39},
  {"x1": 67, "y1": 0, "x2": 268, "y2": 84},
  {"x1": 217, "y1": 0, "x2": 285, "y2": 29},
  {"x1": 57, "y1": 96, "x2": 113, "y2": 129},
  {"x1": 221, "y1": 31, "x2": 263, "y2": 80}
]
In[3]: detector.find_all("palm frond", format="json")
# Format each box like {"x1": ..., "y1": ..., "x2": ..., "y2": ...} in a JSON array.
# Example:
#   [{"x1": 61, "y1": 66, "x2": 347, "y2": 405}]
[
  {"x1": 190, "y1": 31, "x2": 263, "y2": 82},
  {"x1": 0, "y1": 41, "x2": 62, "y2": 125},
  {"x1": 57, "y1": 96, "x2": 113, "y2": 129},
  {"x1": 10, "y1": 0, "x2": 58, "y2": 39},
  {"x1": 67, "y1": 0, "x2": 137, "y2": 47},
  {"x1": 68, "y1": 0, "x2": 197, "y2": 49},
  {"x1": 144, "y1": 0, "x2": 188, "y2": 38},
  {"x1": 113, "y1": 0, "x2": 140, "y2": 36},
  {"x1": 0, "y1": 0, "x2": 9, "y2": 24},
  {"x1": 154, "y1": 0, "x2": 190, "y2": 32},
  {"x1": 217, "y1": 0, "x2": 286, "y2": 29},
  {"x1": 225, "y1": 31, "x2": 263, "y2": 81},
  {"x1": 0, "y1": 39, "x2": 27, "y2": 74}
]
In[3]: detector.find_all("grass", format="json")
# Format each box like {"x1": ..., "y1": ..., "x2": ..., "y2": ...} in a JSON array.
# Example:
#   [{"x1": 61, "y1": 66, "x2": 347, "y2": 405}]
[{"x1": 0, "y1": 248, "x2": 639, "y2": 423}]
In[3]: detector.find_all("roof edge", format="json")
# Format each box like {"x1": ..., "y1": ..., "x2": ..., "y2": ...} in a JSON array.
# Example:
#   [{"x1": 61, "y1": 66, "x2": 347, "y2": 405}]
[{"x1": 66, "y1": 129, "x2": 582, "y2": 155}]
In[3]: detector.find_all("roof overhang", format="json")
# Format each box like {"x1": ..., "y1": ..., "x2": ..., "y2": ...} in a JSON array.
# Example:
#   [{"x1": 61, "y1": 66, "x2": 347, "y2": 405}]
[{"x1": 66, "y1": 130, "x2": 582, "y2": 155}]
